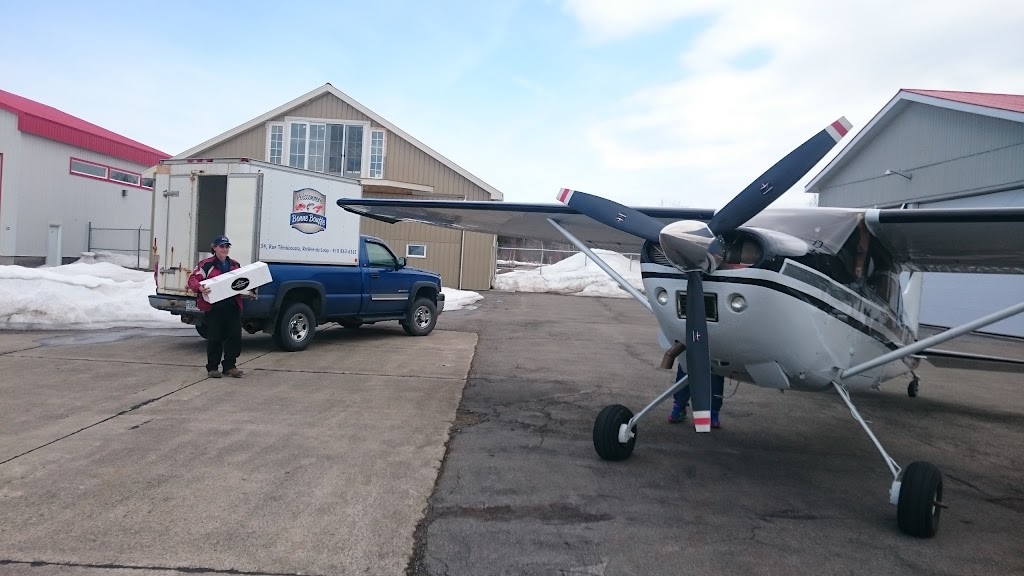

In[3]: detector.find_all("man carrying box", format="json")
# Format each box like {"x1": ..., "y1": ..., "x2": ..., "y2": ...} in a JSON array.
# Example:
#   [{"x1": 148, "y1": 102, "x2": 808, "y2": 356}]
[{"x1": 188, "y1": 235, "x2": 244, "y2": 378}]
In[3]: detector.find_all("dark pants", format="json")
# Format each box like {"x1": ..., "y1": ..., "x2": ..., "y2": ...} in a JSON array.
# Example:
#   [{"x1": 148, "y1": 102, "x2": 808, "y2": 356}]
[
  {"x1": 205, "y1": 300, "x2": 241, "y2": 372},
  {"x1": 673, "y1": 363, "x2": 724, "y2": 413}
]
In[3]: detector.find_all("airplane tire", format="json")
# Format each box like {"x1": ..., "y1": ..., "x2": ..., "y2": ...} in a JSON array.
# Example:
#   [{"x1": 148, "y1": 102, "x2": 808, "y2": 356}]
[
  {"x1": 593, "y1": 404, "x2": 636, "y2": 461},
  {"x1": 908, "y1": 379, "x2": 920, "y2": 398},
  {"x1": 897, "y1": 461, "x2": 943, "y2": 538}
]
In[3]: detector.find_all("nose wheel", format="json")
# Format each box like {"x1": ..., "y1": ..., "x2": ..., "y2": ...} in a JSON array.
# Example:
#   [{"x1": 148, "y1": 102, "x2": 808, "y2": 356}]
[{"x1": 593, "y1": 405, "x2": 636, "y2": 461}]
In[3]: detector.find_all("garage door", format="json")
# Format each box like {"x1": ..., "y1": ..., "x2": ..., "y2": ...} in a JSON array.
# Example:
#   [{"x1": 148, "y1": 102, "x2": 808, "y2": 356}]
[{"x1": 918, "y1": 191, "x2": 1024, "y2": 338}]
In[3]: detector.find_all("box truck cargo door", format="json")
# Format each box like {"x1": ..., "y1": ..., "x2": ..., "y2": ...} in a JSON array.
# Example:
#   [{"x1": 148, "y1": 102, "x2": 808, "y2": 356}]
[
  {"x1": 224, "y1": 173, "x2": 262, "y2": 266},
  {"x1": 158, "y1": 173, "x2": 196, "y2": 293}
]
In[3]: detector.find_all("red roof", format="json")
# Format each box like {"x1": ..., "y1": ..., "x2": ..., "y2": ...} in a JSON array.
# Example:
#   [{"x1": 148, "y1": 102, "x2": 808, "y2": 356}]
[
  {"x1": 0, "y1": 88, "x2": 170, "y2": 166},
  {"x1": 903, "y1": 89, "x2": 1024, "y2": 114}
]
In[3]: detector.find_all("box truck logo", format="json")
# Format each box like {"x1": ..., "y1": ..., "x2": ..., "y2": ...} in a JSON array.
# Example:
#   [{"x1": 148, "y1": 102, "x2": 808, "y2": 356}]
[{"x1": 290, "y1": 188, "x2": 327, "y2": 234}]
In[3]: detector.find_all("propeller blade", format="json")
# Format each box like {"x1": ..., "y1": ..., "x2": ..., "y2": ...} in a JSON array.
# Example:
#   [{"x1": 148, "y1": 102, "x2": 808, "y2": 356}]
[
  {"x1": 684, "y1": 271, "x2": 713, "y2": 433},
  {"x1": 556, "y1": 188, "x2": 664, "y2": 243},
  {"x1": 707, "y1": 117, "x2": 852, "y2": 235}
]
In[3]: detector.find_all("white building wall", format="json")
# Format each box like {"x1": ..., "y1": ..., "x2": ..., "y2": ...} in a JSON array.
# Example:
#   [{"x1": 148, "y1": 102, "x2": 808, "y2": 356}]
[
  {"x1": 0, "y1": 108, "x2": 21, "y2": 258},
  {"x1": 13, "y1": 132, "x2": 153, "y2": 261}
]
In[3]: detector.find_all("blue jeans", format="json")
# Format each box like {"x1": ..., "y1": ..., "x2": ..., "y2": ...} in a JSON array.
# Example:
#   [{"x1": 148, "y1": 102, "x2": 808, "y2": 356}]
[{"x1": 673, "y1": 364, "x2": 724, "y2": 412}]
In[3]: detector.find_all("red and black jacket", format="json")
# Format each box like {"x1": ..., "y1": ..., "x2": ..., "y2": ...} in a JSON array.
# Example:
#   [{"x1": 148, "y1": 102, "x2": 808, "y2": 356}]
[{"x1": 187, "y1": 256, "x2": 242, "y2": 312}]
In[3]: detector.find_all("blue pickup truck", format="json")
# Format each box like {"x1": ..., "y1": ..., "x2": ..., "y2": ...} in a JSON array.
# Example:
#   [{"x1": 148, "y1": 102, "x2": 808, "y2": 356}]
[{"x1": 149, "y1": 234, "x2": 444, "y2": 352}]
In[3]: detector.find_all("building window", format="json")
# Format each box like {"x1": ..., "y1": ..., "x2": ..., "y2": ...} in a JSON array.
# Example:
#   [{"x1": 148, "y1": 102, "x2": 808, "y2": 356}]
[
  {"x1": 406, "y1": 243, "x2": 427, "y2": 258},
  {"x1": 289, "y1": 122, "x2": 307, "y2": 168},
  {"x1": 70, "y1": 158, "x2": 107, "y2": 179},
  {"x1": 269, "y1": 124, "x2": 284, "y2": 164},
  {"x1": 109, "y1": 168, "x2": 141, "y2": 187},
  {"x1": 69, "y1": 157, "x2": 151, "y2": 189},
  {"x1": 369, "y1": 129, "x2": 385, "y2": 179},
  {"x1": 272, "y1": 117, "x2": 373, "y2": 177}
]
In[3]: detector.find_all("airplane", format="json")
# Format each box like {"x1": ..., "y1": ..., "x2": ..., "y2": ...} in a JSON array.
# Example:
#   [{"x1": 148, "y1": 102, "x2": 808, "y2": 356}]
[{"x1": 336, "y1": 118, "x2": 1024, "y2": 539}]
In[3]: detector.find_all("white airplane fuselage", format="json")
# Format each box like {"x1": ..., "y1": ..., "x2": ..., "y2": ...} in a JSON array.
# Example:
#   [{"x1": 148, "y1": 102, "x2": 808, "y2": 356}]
[{"x1": 642, "y1": 259, "x2": 919, "y2": 392}]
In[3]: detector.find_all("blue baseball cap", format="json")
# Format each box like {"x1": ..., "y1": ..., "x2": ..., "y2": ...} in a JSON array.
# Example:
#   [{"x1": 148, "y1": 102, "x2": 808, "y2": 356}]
[{"x1": 213, "y1": 235, "x2": 231, "y2": 246}]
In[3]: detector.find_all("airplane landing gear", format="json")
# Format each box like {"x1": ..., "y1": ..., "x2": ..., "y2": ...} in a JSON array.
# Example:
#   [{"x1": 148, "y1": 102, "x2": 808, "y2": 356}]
[
  {"x1": 908, "y1": 372, "x2": 920, "y2": 398},
  {"x1": 593, "y1": 374, "x2": 691, "y2": 461},
  {"x1": 832, "y1": 381, "x2": 945, "y2": 538},
  {"x1": 593, "y1": 405, "x2": 636, "y2": 461}
]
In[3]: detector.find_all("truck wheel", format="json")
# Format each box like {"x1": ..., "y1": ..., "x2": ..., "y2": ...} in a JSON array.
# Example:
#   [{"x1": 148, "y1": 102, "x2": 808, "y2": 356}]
[
  {"x1": 195, "y1": 324, "x2": 208, "y2": 339},
  {"x1": 403, "y1": 298, "x2": 437, "y2": 336},
  {"x1": 276, "y1": 302, "x2": 316, "y2": 351}
]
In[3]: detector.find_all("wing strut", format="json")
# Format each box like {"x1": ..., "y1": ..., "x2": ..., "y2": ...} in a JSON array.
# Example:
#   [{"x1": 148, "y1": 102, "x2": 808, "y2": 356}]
[
  {"x1": 840, "y1": 300, "x2": 1024, "y2": 380},
  {"x1": 546, "y1": 218, "x2": 652, "y2": 313}
]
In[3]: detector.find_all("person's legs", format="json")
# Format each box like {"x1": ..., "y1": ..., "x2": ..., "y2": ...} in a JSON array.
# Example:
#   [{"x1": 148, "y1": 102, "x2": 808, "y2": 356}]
[
  {"x1": 668, "y1": 364, "x2": 690, "y2": 423},
  {"x1": 205, "y1": 307, "x2": 225, "y2": 374},
  {"x1": 221, "y1": 305, "x2": 242, "y2": 373},
  {"x1": 711, "y1": 374, "x2": 725, "y2": 428}
]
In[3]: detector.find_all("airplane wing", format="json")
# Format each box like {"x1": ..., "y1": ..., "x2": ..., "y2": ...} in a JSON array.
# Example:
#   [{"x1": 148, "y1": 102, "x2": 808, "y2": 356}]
[
  {"x1": 338, "y1": 198, "x2": 714, "y2": 252},
  {"x1": 867, "y1": 208, "x2": 1024, "y2": 274},
  {"x1": 340, "y1": 198, "x2": 1024, "y2": 274},
  {"x1": 919, "y1": 348, "x2": 1024, "y2": 374}
]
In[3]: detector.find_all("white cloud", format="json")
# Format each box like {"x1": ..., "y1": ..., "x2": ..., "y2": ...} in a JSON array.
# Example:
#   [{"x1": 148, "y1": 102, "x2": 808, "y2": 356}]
[
  {"x1": 562, "y1": 0, "x2": 717, "y2": 43},
  {"x1": 564, "y1": 0, "x2": 1024, "y2": 209}
]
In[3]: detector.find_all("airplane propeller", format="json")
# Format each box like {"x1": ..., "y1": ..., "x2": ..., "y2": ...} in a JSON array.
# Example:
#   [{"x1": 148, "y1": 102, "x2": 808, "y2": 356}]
[{"x1": 559, "y1": 117, "x2": 852, "y2": 432}]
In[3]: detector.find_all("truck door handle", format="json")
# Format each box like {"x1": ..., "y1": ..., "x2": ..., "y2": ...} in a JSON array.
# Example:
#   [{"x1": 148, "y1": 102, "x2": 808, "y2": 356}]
[{"x1": 371, "y1": 273, "x2": 380, "y2": 280}]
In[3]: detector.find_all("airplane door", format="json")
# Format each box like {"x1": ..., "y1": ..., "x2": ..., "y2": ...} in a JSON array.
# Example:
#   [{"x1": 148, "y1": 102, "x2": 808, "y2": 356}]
[{"x1": 363, "y1": 240, "x2": 409, "y2": 315}]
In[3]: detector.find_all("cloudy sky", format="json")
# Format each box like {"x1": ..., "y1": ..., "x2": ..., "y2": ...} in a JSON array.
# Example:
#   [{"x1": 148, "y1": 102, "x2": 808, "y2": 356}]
[{"x1": 3, "y1": 0, "x2": 1023, "y2": 209}]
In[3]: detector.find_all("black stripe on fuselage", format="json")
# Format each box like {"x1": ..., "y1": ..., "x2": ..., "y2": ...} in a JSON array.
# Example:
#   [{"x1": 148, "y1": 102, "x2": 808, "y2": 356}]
[{"x1": 641, "y1": 271, "x2": 910, "y2": 351}]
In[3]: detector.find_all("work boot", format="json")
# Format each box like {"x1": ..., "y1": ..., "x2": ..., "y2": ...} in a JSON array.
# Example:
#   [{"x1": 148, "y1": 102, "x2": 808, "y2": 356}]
[
  {"x1": 667, "y1": 402, "x2": 686, "y2": 423},
  {"x1": 223, "y1": 367, "x2": 244, "y2": 378},
  {"x1": 207, "y1": 370, "x2": 222, "y2": 378}
]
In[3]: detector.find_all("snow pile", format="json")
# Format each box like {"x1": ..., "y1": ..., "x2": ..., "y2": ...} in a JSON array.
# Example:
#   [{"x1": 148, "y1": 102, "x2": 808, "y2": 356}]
[
  {"x1": 441, "y1": 287, "x2": 484, "y2": 311},
  {"x1": 494, "y1": 250, "x2": 644, "y2": 298},
  {"x1": 0, "y1": 262, "x2": 179, "y2": 330}
]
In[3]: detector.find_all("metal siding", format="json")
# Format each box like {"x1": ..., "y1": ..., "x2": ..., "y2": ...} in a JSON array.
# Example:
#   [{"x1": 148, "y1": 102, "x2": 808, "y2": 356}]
[
  {"x1": 199, "y1": 125, "x2": 266, "y2": 159},
  {"x1": 818, "y1": 104, "x2": 1024, "y2": 208},
  {"x1": 460, "y1": 231, "x2": 497, "y2": 290},
  {"x1": 1, "y1": 109, "x2": 21, "y2": 256},
  {"x1": 12, "y1": 132, "x2": 152, "y2": 258}
]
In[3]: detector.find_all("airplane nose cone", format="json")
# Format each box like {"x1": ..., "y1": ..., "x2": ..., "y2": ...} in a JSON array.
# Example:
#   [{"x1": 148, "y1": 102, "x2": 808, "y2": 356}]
[{"x1": 659, "y1": 220, "x2": 722, "y2": 273}]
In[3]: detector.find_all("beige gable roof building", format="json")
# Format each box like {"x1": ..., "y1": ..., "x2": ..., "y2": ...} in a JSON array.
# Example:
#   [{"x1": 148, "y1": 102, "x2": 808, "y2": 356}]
[{"x1": 175, "y1": 83, "x2": 501, "y2": 290}]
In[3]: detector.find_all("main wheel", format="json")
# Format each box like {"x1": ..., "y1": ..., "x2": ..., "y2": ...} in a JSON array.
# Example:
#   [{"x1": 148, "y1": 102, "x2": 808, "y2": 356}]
[
  {"x1": 195, "y1": 324, "x2": 208, "y2": 339},
  {"x1": 275, "y1": 302, "x2": 316, "y2": 352},
  {"x1": 897, "y1": 461, "x2": 944, "y2": 538},
  {"x1": 402, "y1": 298, "x2": 437, "y2": 336},
  {"x1": 908, "y1": 379, "x2": 920, "y2": 398},
  {"x1": 593, "y1": 404, "x2": 636, "y2": 461}
]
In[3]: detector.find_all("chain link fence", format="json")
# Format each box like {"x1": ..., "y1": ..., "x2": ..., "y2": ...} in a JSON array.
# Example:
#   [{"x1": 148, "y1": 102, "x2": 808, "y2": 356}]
[{"x1": 87, "y1": 223, "x2": 150, "y2": 269}]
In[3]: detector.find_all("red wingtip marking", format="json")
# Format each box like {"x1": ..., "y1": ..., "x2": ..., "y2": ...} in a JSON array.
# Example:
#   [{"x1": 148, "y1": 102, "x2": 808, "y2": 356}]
[{"x1": 831, "y1": 120, "x2": 848, "y2": 137}]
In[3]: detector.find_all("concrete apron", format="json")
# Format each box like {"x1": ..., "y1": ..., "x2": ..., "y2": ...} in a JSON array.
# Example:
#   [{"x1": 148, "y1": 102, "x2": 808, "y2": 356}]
[{"x1": 0, "y1": 327, "x2": 476, "y2": 575}]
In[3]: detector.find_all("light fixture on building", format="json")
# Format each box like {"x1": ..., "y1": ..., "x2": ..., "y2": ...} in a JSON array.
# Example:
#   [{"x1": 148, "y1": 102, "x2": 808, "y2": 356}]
[{"x1": 884, "y1": 169, "x2": 912, "y2": 180}]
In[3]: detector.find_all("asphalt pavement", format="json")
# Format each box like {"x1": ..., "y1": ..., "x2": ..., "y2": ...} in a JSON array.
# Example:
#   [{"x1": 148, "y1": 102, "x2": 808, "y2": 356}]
[{"x1": 1, "y1": 292, "x2": 1022, "y2": 576}]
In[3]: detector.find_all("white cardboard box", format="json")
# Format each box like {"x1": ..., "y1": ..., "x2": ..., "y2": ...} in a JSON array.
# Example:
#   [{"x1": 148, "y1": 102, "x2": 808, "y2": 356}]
[{"x1": 200, "y1": 261, "x2": 273, "y2": 304}]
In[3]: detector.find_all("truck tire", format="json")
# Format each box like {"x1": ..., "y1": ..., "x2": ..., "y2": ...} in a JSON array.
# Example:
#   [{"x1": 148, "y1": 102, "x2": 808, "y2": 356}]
[
  {"x1": 276, "y1": 302, "x2": 316, "y2": 352},
  {"x1": 403, "y1": 297, "x2": 437, "y2": 336},
  {"x1": 196, "y1": 324, "x2": 208, "y2": 339}
]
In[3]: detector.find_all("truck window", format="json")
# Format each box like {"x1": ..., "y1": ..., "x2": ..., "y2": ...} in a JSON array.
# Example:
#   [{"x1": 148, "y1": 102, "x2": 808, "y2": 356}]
[{"x1": 366, "y1": 242, "x2": 398, "y2": 268}]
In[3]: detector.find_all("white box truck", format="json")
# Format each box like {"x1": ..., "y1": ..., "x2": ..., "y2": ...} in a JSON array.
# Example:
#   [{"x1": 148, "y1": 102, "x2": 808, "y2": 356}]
[{"x1": 148, "y1": 158, "x2": 444, "y2": 351}]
